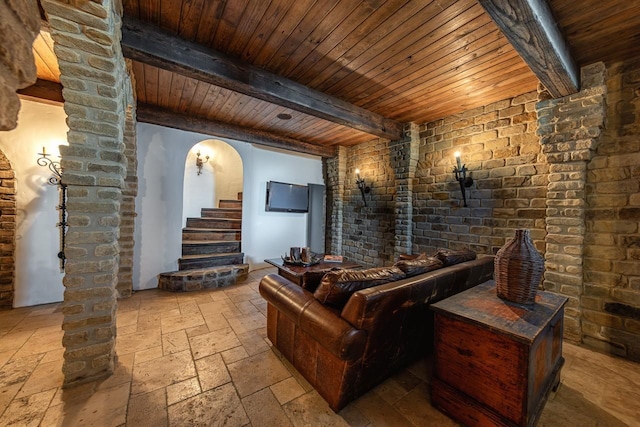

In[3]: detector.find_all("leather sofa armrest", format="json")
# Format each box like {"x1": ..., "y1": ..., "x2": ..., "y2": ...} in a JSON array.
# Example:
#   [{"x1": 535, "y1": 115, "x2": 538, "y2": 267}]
[{"x1": 259, "y1": 274, "x2": 366, "y2": 360}]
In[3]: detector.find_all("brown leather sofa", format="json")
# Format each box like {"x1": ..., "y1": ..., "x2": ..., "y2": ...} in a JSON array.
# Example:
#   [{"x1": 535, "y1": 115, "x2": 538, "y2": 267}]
[{"x1": 259, "y1": 256, "x2": 494, "y2": 411}]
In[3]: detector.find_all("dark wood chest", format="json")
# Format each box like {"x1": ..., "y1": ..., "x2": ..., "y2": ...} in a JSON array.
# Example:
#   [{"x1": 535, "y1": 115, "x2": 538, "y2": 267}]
[{"x1": 430, "y1": 280, "x2": 568, "y2": 427}]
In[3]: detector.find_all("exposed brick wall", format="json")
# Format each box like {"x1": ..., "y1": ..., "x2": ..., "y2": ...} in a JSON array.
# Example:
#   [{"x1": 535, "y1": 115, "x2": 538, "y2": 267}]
[
  {"x1": 41, "y1": 0, "x2": 133, "y2": 385},
  {"x1": 0, "y1": 151, "x2": 15, "y2": 309},
  {"x1": 536, "y1": 63, "x2": 607, "y2": 342},
  {"x1": 414, "y1": 92, "x2": 545, "y2": 255},
  {"x1": 324, "y1": 146, "x2": 346, "y2": 255},
  {"x1": 326, "y1": 60, "x2": 640, "y2": 362},
  {"x1": 0, "y1": 0, "x2": 39, "y2": 131},
  {"x1": 581, "y1": 58, "x2": 640, "y2": 360},
  {"x1": 117, "y1": 99, "x2": 137, "y2": 298}
]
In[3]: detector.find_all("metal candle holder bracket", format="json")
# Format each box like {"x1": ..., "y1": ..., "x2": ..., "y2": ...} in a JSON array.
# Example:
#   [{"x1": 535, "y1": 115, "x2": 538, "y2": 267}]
[
  {"x1": 36, "y1": 147, "x2": 67, "y2": 271},
  {"x1": 453, "y1": 152, "x2": 473, "y2": 207},
  {"x1": 196, "y1": 151, "x2": 209, "y2": 175},
  {"x1": 355, "y1": 169, "x2": 370, "y2": 207}
]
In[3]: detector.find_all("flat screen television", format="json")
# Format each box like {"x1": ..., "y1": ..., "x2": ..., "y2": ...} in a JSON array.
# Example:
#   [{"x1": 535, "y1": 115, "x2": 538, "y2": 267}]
[{"x1": 266, "y1": 181, "x2": 309, "y2": 213}]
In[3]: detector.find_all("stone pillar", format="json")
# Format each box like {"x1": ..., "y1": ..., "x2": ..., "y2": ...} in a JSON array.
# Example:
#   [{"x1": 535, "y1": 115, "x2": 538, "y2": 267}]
[
  {"x1": 324, "y1": 146, "x2": 346, "y2": 255},
  {"x1": 392, "y1": 123, "x2": 419, "y2": 259},
  {"x1": 0, "y1": 0, "x2": 39, "y2": 130},
  {"x1": 0, "y1": 151, "x2": 16, "y2": 309},
  {"x1": 536, "y1": 63, "x2": 607, "y2": 342},
  {"x1": 40, "y1": 0, "x2": 132, "y2": 385},
  {"x1": 117, "y1": 101, "x2": 137, "y2": 298}
]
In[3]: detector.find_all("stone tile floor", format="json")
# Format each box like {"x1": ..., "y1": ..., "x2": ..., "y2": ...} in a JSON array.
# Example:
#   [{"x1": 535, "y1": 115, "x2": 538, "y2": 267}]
[{"x1": 0, "y1": 267, "x2": 638, "y2": 426}]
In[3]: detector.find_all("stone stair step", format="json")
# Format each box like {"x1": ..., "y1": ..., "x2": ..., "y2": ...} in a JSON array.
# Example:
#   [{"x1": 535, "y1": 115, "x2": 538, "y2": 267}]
[
  {"x1": 186, "y1": 217, "x2": 241, "y2": 229},
  {"x1": 201, "y1": 208, "x2": 242, "y2": 219},
  {"x1": 178, "y1": 252, "x2": 244, "y2": 270},
  {"x1": 182, "y1": 240, "x2": 241, "y2": 256},
  {"x1": 182, "y1": 228, "x2": 241, "y2": 241},
  {"x1": 158, "y1": 264, "x2": 249, "y2": 292},
  {"x1": 219, "y1": 199, "x2": 242, "y2": 209}
]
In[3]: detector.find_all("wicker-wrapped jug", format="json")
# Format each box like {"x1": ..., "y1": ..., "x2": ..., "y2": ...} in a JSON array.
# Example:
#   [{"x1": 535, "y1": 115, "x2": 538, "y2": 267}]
[{"x1": 494, "y1": 229, "x2": 544, "y2": 305}]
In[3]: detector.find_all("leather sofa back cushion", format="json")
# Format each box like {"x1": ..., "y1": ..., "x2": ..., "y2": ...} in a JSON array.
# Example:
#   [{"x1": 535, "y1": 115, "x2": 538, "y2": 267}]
[
  {"x1": 435, "y1": 249, "x2": 476, "y2": 266},
  {"x1": 394, "y1": 255, "x2": 443, "y2": 277},
  {"x1": 314, "y1": 267, "x2": 406, "y2": 309}
]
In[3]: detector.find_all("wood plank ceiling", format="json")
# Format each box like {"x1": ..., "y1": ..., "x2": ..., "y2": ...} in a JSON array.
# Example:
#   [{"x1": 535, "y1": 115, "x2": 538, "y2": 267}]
[{"x1": 31, "y1": 0, "x2": 640, "y2": 155}]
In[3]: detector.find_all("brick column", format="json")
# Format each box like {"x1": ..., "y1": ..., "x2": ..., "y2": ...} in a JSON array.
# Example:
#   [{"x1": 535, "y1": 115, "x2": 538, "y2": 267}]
[
  {"x1": 536, "y1": 63, "x2": 607, "y2": 342},
  {"x1": 117, "y1": 101, "x2": 137, "y2": 298},
  {"x1": 0, "y1": 151, "x2": 16, "y2": 309},
  {"x1": 324, "y1": 146, "x2": 346, "y2": 255},
  {"x1": 41, "y1": 0, "x2": 133, "y2": 385},
  {"x1": 0, "y1": 0, "x2": 39, "y2": 130},
  {"x1": 392, "y1": 123, "x2": 419, "y2": 259}
]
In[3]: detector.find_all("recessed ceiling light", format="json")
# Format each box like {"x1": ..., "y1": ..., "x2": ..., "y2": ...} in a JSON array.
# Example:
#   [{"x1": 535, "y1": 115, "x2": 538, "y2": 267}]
[{"x1": 277, "y1": 113, "x2": 292, "y2": 120}]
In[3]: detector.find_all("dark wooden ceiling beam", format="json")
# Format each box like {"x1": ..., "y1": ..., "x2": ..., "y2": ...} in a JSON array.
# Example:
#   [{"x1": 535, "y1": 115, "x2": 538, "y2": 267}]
[
  {"x1": 137, "y1": 104, "x2": 336, "y2": 158},
  {"x1": 121, "y1": 16, "x2": 403, "y2": 141},
  {"x1": 477, "y1": 0, "x2": 579, "y2": 97},
  {"x1": 17, "y1": 78, "x2": 64, "y2": 106}
]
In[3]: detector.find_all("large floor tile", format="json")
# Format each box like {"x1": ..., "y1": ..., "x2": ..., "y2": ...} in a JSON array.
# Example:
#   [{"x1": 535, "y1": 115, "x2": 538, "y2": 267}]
[
  {"x1": 167, "y1": 383, "x2": 249, "y2": 427},
  {"x1": 131, "y1": 350, "x2": 196, "y2": 395},
  {"x1": 227, "y1": 350, "x2": 291, "y2": 398}
]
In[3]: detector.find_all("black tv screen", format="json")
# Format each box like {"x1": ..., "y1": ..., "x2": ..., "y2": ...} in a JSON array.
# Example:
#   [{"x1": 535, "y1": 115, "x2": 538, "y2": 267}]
[{"x1": 266, "y1": 181, "x2": 308, "y2": 213}]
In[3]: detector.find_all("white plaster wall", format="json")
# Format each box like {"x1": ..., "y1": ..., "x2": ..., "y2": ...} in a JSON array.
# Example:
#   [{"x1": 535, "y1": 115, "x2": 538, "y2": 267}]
[
  {"x1": 135, "y1": 123, "x2": 323, "y2": 290},
  {"x1": 182, "y1": 140, "x2": 244, "y2": 226},
  {"x1": 0, "y1": 99, "x2": 67, "y2": 307}
]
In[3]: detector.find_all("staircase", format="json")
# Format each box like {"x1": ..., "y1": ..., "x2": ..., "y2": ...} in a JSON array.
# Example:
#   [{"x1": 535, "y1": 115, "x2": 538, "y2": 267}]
[{"x1": 158, "y1": 196, "x2": 249, "y2": 292}]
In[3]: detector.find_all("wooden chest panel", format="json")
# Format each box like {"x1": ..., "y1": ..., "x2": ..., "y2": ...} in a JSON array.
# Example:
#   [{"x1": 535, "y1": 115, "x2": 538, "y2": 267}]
[{"x1": 431, "y1": 281, "x2": 568, "y2": 427}]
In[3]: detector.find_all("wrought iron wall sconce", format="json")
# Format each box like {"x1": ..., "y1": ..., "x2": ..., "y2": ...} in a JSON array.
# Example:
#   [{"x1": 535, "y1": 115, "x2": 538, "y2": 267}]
[
  {"x1": 196, "y1": 151, "x2": 209, "y2": 175},
  {"x1": 355, "y1": 169, "x2": 370, "y2": 206},
  {"x1": 36, "y1": 146, "x2": 67, "y2": 271},
  {"x1": 453, "y1": 151, "x2": 473, "y2": 207}
]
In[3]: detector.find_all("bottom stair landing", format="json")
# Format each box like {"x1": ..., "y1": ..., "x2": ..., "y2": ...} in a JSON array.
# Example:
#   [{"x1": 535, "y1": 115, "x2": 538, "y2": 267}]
[{"x1": 158, "y1": 264, "x2": 249, "y2": 292}]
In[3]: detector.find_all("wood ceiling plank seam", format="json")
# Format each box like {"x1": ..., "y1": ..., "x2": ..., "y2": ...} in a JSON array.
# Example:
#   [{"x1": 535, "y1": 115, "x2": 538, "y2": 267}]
[
  {"x1": 195, "y1": 85, "x2": 221, "y2": 117},
  {"x1": 348, "y1": 15, "x2": 496, "y2": 107},
  {"x1": 159, "y1": 0, "x2": 182, "y2": 33},
  {"x1": 177, "y1": 0, "x2": 205, "y2": 40},
  {"x1": 235, "y1": 100, "x2": 277, "y2": 127},
  {"x1": 194, "y1": 0, "x2": 227, "y2": 46},
  {"x1": 211, "y1": 90, "x2": 245, "y2": 123},
  {"x1": 203, "y1": 86, "x2": 234, "y2": 120},
  {"x1": 321, "y1": 0, "x2": 478, "y2": 95},
  {"x1": 131, "y1": 61, "x2": 147, "y2": 103},
  {"x1": 225, "y1": 0, "x2": 274, "y2": 58},
  {"x1": 32, "y1": 37, "x2": 57, "y2": 82},
  {"x1": 263, "y1": 0, "x2": 342, "y2": 73},
  {"x1": 39, "y1": 31, "x2": 61, "y2": 77},
  {"x1": 122, "y1": 0, "x2": 140, "y2": 18},
  {"x1": 274, "y1": 0, "x2": 366, "y2": 77},
  {"x1": 286, "y1": 0, "x2": 393, "y2": 85},
  {"x1": 357, "y1": 36, "x2": 517, "y2": 110},
  {"x1": 140, "y1": 0, "x2": 161, "y2": 25},
  {"x1": 212, "y1": 0, "x2": 250, "y2": 52},
  {"x1": 550, "y1": 0, "x2": 635, "y2": 29},
  {"x1": 398, "y1": 64, "x2": 537, "y2": 120},
  {"x1": 143, "y1": 63, "x2": 159, "y2": 105},
  {"x1": 226, "y1": 96, "x2": 263, "y2": 125},
  {"x1": 384, "y1": 54, "x2": 528, "y2": 118},
  {"x1": 416, "y1": 75, "x2": 538, "y2": 122},
  {"x1": 303, "y1": 0, "x2": 418, "y2": 89},
  {"x1": 356, "y1": 26, "x2": 509, "y2": 108},
  {"x1": 168, "y1": 73, "x2": 187, "y2": 111},
  {"x1": 157, "y1": 68, "x2": 173, "y2": 108},
  {"x1": 239, "y1": 0, "x2": 297, "y2": 64},
  {"x1": 187, "y1": 80, "x2": 211, "y2": 115},
  {"x1": 251, "y1": 0, "x2": 319, "y2": 68},
  {"x1": 177, "y1": 75, "x2": 199, "y2": 112},
  {"x1": 247, "y1": 103, "x2": 284, "y2": 128}
]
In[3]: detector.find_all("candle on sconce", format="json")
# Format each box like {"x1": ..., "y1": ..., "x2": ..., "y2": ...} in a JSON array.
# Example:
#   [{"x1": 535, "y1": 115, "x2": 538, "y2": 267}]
[
  {"x1": 355, "y1": 168, "x2": 361, "y2": 180},
  {"x1": 41, "y1": 146, "x2": 47, "y2": 156},
  {"x1": 454, "y1": 151, "x2": 462, "y2": 170}
]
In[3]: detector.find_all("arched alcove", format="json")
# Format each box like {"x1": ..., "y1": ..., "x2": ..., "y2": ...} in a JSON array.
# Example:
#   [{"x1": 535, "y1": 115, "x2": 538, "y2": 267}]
[
  {"x1": 0, "y1": 150, "x2": 16, "y2": 309},
  {"x1": 182, "y1": 140, "x2": 243, "y2": 226}
]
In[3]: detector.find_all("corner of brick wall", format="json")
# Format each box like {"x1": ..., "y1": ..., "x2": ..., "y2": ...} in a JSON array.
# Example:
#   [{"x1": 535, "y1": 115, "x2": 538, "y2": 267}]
[{"x1": 0, "y1": 151, "x2": 16, "y2": 309}]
